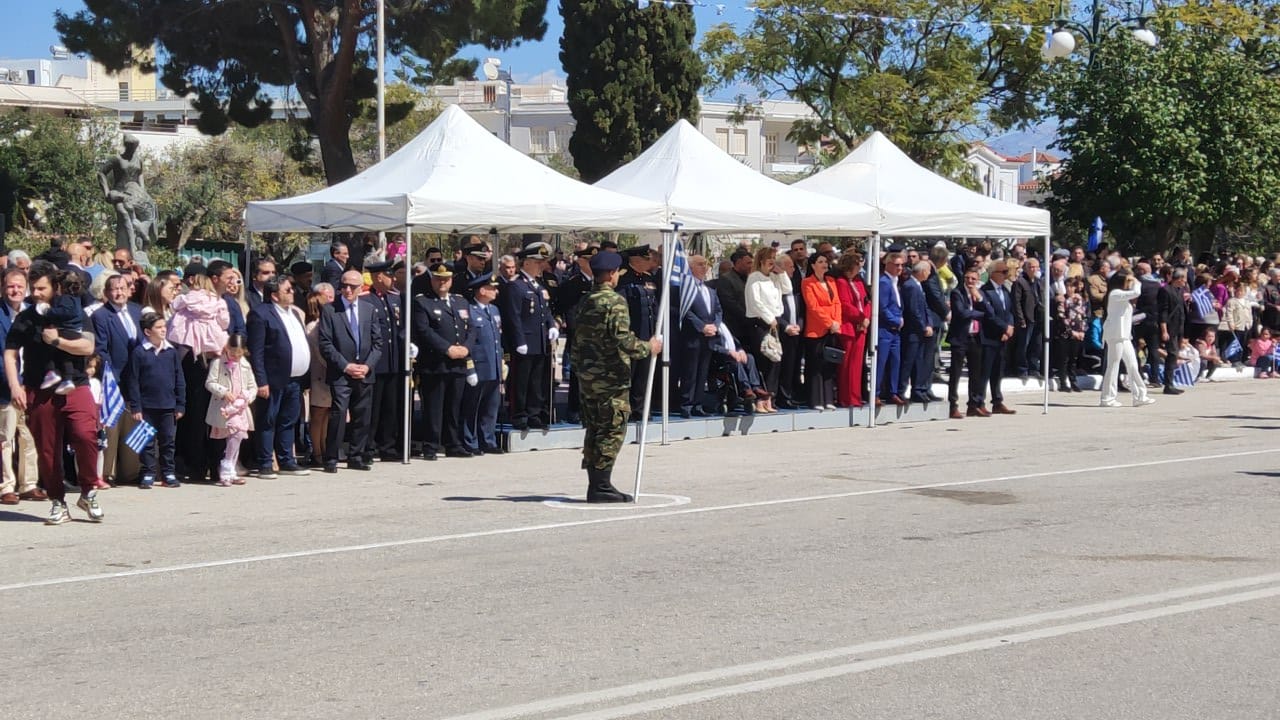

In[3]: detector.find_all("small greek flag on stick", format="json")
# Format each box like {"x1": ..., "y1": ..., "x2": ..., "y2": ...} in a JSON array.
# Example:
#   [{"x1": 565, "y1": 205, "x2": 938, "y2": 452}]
[
  {"x1": 100, "y1": 360, "x2": 125, "y2": 428},
  {"x1": 1172, "y1": 362, "x2": 1197, "y2": 388},
  {"x1": 124, "y1": 420, "x2": 157, "y2": 454}
]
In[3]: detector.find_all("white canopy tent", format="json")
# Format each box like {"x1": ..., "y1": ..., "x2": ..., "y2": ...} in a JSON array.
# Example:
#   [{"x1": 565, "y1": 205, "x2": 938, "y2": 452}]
[
  {"x1": 244, "y1": 105, "x2": 671, "y2": 467},
  {"x1": 595, "y1": 120, "x2": 881, "y2": 496},
  {"x1": 794, "y1": 131, "x2": 1054, "y2": 416},
  {"x1": 245, "y1": 104, "x2": 669, "y2": 234}
]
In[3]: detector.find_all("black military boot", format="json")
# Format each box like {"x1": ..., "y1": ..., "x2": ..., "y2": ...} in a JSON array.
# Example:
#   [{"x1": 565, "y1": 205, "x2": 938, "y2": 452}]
[{"x1": 586, "y1": 467, "x2": 633, "y2": 504}]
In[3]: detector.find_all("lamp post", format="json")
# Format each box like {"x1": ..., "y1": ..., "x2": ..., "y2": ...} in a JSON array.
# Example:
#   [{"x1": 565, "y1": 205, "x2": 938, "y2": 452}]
[{"x1": 1041, "y1": 0, "x2": 1157, "y2": 64}]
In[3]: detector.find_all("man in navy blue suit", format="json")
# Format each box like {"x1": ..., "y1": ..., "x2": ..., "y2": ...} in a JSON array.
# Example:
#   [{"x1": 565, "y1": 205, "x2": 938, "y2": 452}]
[
  {"x1": 897, "y1": 261, "x2": 935, "y2": 403},
  {"x1": 673, "y1": 254, "x2": 722, "y2": 418},
  {"x1": 947, "y1": 266, "x2": 988, "y2": 418},
  {"x1": 498, "y1": 242, "x2": 557, "y2": 430},
  {"x1": 978, "y1": 260, "x2": 1018, "y2": 415},
  {"x1": 247, "y1": 276, "x2": 313, "y2": 479},
  {"x1": 875, "y1": 251, "x2": 906, "y2": 406},
  {"x1": 91, "y1": 273, "x2": 143, "y2": 486}
]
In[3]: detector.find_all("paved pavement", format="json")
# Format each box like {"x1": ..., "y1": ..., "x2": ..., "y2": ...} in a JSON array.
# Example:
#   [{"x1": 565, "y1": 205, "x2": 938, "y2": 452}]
[{"x1": 2, "y1": 382, "x2": 1278, "y2": 719}]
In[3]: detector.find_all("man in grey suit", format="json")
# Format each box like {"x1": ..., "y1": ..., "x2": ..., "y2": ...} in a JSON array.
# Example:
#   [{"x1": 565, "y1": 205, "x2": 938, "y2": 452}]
[{"x1": 317, "y1": 270, "x2": 384, "y2": 472}]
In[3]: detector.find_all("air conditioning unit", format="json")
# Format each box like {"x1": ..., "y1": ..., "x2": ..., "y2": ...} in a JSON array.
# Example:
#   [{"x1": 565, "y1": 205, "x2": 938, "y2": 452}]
[{"x1": 5, "y1": 70, "x2": 22, "y2": 83}]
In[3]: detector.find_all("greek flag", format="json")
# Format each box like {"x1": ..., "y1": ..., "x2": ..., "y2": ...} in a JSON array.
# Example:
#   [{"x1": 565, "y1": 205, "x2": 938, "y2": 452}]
[
  {"x1": 100, "y1": 360, "x2": 125, "y2": 428},
  {"x1": 1190, "y1": 287, "x2": 1216, "y2": 323},
  {"x1": 124, "y1": 420, "x2": 156, "y2": 454},
  {"x1": 1224, "y1": 335, "x2": 1243, "y2": 362},
  {"x1": 670, "y1": 236, "x2": 697, "y2": 328},
  {"x1": 1172, "y1": 362, "x2": 1197, "y2": 388}
]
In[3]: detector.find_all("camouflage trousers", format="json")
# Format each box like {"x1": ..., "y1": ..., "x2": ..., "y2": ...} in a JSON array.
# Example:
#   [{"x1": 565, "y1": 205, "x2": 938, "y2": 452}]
[{"x1": 580, "y1": 390, "x2": 630, "y2": 471}]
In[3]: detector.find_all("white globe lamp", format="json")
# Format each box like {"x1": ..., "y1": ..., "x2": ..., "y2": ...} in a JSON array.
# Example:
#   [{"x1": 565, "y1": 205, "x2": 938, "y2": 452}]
[
  {"x1": 1131, "y1": 27, "x2": 1158, "y2": 47},
  {"x1": 1047, "y1": 29, "x2": 1077, "y2": 58}
]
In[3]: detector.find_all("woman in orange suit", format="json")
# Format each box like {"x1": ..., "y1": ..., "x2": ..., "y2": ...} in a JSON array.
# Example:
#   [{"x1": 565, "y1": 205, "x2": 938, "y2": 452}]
[
  {"x1": 834, "y1": 252, "x2": 871, "y2": 407},
  {"x1": 802, "y1": 254, "x2": 843, "y2": 410}
]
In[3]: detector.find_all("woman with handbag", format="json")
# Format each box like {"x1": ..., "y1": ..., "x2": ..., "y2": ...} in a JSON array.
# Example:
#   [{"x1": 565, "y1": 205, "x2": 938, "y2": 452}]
[
  {"x1": 802, "y1": 254, "x2": 843, "y2": 410},
  {"x1": 745, "y1": 247, "x2": 784, "y2": 413},
  {"x1": 833, "y1": 252, "x2": 871, "y2": 407}
]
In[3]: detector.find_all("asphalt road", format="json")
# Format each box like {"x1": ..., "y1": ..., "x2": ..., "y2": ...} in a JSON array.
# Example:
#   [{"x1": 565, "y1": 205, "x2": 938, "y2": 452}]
[{"x1": 2, "y1": 382, "x2": 1277, "y2": 719}]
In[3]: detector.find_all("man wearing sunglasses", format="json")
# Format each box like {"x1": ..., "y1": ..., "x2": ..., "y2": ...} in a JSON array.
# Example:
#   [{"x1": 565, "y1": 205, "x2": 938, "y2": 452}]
[{"x1": 317, "y1": 271, "x2": 384, "y2": 472}]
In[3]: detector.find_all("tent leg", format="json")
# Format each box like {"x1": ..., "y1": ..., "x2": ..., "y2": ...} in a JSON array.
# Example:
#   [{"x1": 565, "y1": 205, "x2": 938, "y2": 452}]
[
  {"x1": 403, "y1": 226, "x2": 414, "y2": 464},
  {"x1": 1042, "y1": 235, "x2": 1051, "y2": 415},
  {"x1": 867, "y1": 233, "x2": 880, "y2": 429}
]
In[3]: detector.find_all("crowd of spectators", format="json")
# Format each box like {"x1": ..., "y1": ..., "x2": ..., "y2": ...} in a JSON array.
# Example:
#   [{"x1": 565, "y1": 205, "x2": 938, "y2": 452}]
[{"x1": 0, "y1": 231, "x2": 1275, "y2": 525}]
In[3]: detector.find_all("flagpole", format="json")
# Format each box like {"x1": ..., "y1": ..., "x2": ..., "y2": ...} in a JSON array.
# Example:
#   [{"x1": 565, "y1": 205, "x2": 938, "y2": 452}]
[
  {"x1": 660, "y1": 226, "x2": 675, "y2": 445},
  {"x1": 867, "y1": 232, "x2": 880, "y2": 428},
  {"x1": 635, "y1": 225, "x2": 678, "y2": 498},
  {"x1": 402, "y1": 225, "x2": 414, "y2": 464},
  {"x1": 1042, "y1": 234, "x2": 1051, "y2": 414}
]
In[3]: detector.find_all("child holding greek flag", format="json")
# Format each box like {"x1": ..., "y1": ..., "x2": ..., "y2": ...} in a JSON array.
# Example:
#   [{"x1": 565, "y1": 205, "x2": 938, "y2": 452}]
[{"x1": 125, "y1": 313, "x2": 185, "y2": 488}]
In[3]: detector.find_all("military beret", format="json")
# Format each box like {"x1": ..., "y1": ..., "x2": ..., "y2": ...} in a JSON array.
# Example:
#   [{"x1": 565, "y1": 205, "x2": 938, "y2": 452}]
[
  {"x1": 517, "y1": 242, "x2": 553, "y2": 260},
  {"x1": 468, "y1": 272, "x2": 501, "y2": 290},
  {"x1": 622, "y1": 244, "x2": 652, "y2": 258},
  {"x1": 589, "y1": 251, "x2": 624, "y2": 273},
  {"x1": 428, "y1": 262, "x2": 453, "y2": 278}
]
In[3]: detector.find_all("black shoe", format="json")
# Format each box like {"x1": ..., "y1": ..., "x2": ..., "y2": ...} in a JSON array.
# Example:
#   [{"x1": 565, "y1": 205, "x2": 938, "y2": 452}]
[
  {"x1": 347, "y1": 460, "x2": 372, "y2": 471},
  {"x1": 510, "y1": 421, "x2": 529, "y2": 431},
  {"x1": 445, "y1": 449, "x2": 474, "y2": 458},
  {"x1": 1071, "y1": 384, "x2": 1084, "y2": 392},
  {"x1": 421, "y1": 448, "x2": 438, "y2": 460},
  {"x1": 585, "y1": 467, "x2": 633, "y2": 503},
  {"x1": 1163, "y1": 386, "x2": 1184, "y2": 395},
  {"x1": 483, "y1": 446, "x2": 506, "y2": 455},
  {"x1": 322, "y1": 463, "x2": 338, "y2": 474},
  {"x1": 909, "y1": 393, "x2": 931, "y2": 404},
  {"x1": 563, "y1": 412, "x2": 581, "y2": 424},
  {"x1": 527, "y1": 418, "x2": 546, "y2": 430},
  {"x1": 678, "y1": 409, "x2": 692, "y2": 419},
  {"x1": 379, "y1": 454, "x2": 403, "y2": 463},
  {"x1": 925, "y1": 392, "x2": 942, "y2": 402},
  {"x1": 691, "y1": 408, "x2": 712, "y2": 417}
]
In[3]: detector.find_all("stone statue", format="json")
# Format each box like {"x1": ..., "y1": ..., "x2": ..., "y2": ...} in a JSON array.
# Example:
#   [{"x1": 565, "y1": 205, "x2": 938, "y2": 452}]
[{"x1": 100, "y1": 134, "x2": 158, "y2": 256}]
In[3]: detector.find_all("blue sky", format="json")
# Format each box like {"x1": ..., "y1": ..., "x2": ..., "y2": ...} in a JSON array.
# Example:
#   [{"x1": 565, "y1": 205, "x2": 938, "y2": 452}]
[{"x1": 0, "y1": 1, "x2": 752, "y2": 96}]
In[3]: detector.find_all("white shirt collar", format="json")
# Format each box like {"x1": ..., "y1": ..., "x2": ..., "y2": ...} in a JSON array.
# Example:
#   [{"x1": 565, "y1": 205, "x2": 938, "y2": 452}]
[{"x1": 141, "y1": 339, "x2": 173, "y2": 353}]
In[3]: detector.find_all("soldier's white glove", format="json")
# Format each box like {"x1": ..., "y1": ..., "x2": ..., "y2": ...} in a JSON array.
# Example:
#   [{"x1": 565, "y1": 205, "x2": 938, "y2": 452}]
[
  {"x1": 516, "y1": 344, "x2": 528, "y2": 355},
  {"x1": 409, "y1": 342, "x2": 419, "y2": 359},
  {"x1": 548, "y1": 327, "x2": 560, "y2": 342}
]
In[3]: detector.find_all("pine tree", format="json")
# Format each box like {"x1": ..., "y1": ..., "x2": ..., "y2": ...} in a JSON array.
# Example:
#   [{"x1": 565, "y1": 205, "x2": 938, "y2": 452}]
[{"x1": 560, "y1": 0, "x2": 703, "y2": 183}]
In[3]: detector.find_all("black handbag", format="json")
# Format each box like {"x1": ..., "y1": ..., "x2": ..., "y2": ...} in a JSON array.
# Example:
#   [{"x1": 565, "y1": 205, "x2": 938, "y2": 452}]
[{"x1": 822, "y1": 336, "x2": 845, "y2": 364}]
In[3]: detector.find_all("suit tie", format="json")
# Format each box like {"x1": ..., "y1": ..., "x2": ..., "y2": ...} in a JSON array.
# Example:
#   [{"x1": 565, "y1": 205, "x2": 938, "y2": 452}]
[
  {"x1": 119, "y1": 308, "x2": 136, "y2": 341},
  {"x1": 347, "y1": 302, "x2": 360, "y2": 356}
]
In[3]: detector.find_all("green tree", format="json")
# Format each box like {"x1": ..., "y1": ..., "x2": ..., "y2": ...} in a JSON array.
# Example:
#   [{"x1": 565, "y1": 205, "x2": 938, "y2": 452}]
[
  {"x1": 56, "y1": 0, "x2": 549, "y2": 186},
  {"x1": 350, "y1": 83, "x2": 444, "y2": 171},
  {"x1": 560, "y1": 0, "x2": 703, "y2": 182},
  {"x1": 0, "y1": 113, "x2": 115, "y2": 243},
  {"x1": 1047, "y1": 9, "x2": 1280, "y2": 256},
  {"x1": 700, "y1": 0, "x2": 1053, "y2": 177}
]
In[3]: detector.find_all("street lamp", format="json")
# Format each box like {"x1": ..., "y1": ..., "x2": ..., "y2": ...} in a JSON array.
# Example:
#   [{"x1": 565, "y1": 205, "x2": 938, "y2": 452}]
[{"x1": 1041, "y1": 0, "x2": 1157, "y2": 63}]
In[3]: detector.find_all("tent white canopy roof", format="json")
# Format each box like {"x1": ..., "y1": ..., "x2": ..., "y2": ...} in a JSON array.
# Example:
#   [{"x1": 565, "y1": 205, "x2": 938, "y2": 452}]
[
  {"x1": 594, "y1": 120, "x2": 878, "y2": 235},
  {"x1": 793, "y1": 131, "x2": 1051, "y2": 238},
  {"x1": 245, "y1": 105, "x2": 668, "y2": 233}
]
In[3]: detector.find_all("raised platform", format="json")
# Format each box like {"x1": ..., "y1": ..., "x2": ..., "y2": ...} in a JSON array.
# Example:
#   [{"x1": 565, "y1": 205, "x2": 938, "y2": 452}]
[{"x1": 502, "y1": 402, "x2": 944, "y2": 453}]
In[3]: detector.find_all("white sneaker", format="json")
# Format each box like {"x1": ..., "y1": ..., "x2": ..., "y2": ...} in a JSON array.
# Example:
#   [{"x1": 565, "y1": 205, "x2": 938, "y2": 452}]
[
  {"x1": 1135, "y1": 397, "x2": 1156, "y2": 406},
  {"x1": 55, "y1": 380, "x2": 76, "y2": 396},
  {"x1": 46, "y1": 500, "x2": 70, "y2": 525},
  {"x1": 1100, "y1": 400, "x2": 1122, "y2": 408},
  {"x1": 76, "y1": 491, "x2": 104, "y2": 522}
]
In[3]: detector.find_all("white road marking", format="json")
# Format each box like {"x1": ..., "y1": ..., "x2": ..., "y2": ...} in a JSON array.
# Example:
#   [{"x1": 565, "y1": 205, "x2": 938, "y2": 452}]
[
  {"x1": 0, "y1": 448, "x2": 1275, "y2": 593},
  {"x1": 438, "y1": 572, "x2": 1280, "y2": 720},
  {"x1": 535, "y1": 584, "x2": 1280, "y2": 720},
  {"x1": 542, "y1": 494, "x2": 692, "y2": 510}
]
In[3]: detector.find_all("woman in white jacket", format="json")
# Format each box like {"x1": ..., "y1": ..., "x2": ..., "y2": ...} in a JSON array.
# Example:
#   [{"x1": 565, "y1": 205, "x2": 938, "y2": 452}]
[
  {"x1": 1100, "y1": 270, "x2": 1155, "y2": 407},
  {"x1": 745, "y1": 246, "x2": 785, "y2": 412}
]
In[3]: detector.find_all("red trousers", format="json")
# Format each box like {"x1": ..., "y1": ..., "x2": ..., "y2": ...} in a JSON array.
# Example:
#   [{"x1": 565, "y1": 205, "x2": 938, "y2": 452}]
[
  {"x1": 837, "y1": 332, "x2": 867, "y2": 407},
  {"x1": 26, "y1": 386, "x2": 99, "y2": 501}
]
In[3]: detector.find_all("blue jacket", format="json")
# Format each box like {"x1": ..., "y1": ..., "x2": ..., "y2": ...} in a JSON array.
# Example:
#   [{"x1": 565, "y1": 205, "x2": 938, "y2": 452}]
[
  {"x1": 0, "y1": 302, "x2": 24, "y2": 404},
  {"x1": 247, "y1": 303, "x2": 303, "y2": 387},
  {"x1": 900, "y1": 277, "x2": 929, "y2": 334},
  {"x1": 125, "y1": 341, "x2": 185, "y2": 413},
  {"x1": 467, "y1": 301, "x2": 503, "y2": 383},
  {"x1": 92, "y1": 302, "x2": 143, "y2": 382},
  {"x1": 980, "y1": 281, "x2": 1016, "y2": 347},
  {"x1": 878, "y1": 273, "x2": 904, "y2": 330},
  {"x1": 223, "y1": 294, "x2": 246, "y2": 338},
  {"x1": 497, "y1": 272, "x2": 554, "y2": 355}
]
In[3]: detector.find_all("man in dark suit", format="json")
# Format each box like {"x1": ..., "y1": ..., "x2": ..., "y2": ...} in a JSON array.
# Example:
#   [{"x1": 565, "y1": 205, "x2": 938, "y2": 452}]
[
  {"x1": 246, "y1": 257, "x2": 276, "y2": 309},
  {"x1": 246, "y1": 276, "x2": 312, "y2": 478},
  {"x1": 673, "y1": 254, "x2": 722, "y2": 418},
  {"x1": 366, "y1": 260, "x2": 406, "y2": 463},
  {"x1": 462, "y1": 273, "x2": 504, "y2": 455},
  {"x1": 978, "y1": 260, "x2": 1017, "y2": 414},
  {"x1": 320, "y1": 241, "x2": 349, "y2": 288},
  {"x1": 317, "y1": 270, "x2": 384, "y2": 472},
  {"x1": 616, "y1": 244, "x2": 660, "y2": 419},
  {"x1": 923, "y1": 252, "x2": 950, "y2": 381},
  {"x1": 553, "y1": 244, "x2": 598, "y2": 424},
  {"x1": 1011, "y1": 257, "x2": 1044, "y2": 379},
  {"x1": 498, "y1": 243, "x2": 557, "y2": 430},
  {"x1": 91, "y1": 273, "x2": 143, "y2": 486},
  {"x1": 876, "y1": 251, "x2": 905, "y2": 406},
  {"x1": 898, "y1": 261, "x2": 934, "y2": 403},
  {"x1": 1133, "y1": 261, "x2": 1161, "y2": 386},
  {"x1": 716, "y1": 247, "x2": 752, "y2": 346},
  {"x1": 1159, "y1": 268, "x2": 1189, "y2": 394},
  {"x1": 454, "y1": 241, "x2": 493, "y2": 301},
  {"x1": 947, "y1": 266, "x2": 988, "y2": 418},
  {"x1": 413, "y1": 263, "x2": 473, "y2": 459}
]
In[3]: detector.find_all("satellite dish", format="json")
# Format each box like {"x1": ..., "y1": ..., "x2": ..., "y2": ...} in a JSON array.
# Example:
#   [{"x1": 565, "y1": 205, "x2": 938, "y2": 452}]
[{"x1": 482, "y1": 58, "x2": 501, "y2": 81}]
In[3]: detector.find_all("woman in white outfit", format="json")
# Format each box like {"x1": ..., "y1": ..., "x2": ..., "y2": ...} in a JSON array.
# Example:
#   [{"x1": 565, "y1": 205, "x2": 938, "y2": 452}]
[{"x1": 1100, "y1": 270, "x2": 1154, "y2": 407}]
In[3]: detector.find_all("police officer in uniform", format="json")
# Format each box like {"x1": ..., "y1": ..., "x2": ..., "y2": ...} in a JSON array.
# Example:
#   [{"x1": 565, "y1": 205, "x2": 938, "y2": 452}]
[
  {"x1": 498, "y1": 242, "x2": 558, "y2": 430},
  {"x1": 412, "y1": 263, "x2": 473, "y2": 460},
  {"x1": 366, "y1": 260, "x2": 406, "y2": 462},
  {"x1": 462, "y1": 273, "x2": 504, "y2": 455},
  {"x1": 573, "y1": 251, "x2": 662, "y2": 503},
  {"x1": 553, "y1": 244, "x2": 599, "y2": 425},
  {"x1": 455, "y1": 241, "x2": 493, "y2": 301},
  {"x1": 616, "y1": 245, "x2": 659, "y2": 420}
]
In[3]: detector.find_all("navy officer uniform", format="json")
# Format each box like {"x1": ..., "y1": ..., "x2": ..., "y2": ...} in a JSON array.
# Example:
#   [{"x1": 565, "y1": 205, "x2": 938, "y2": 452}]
[
  {"x1": 552, "y1": 246, "x2": 598, "y2": 425},
  {"x1": 413, "y1": 263, "x2": 474, "y2": 460},
  {"x1": 367, "y1": 260, "x2": 407, "y2": 462},
  {"x1": 461, "y1": 273, "x2": 504, "y2": 455},
  {"x1": 615, "y1": 244, "x2": 660, "y2": 419},
  {"x1": 498, "y1": 242, "x2": 557, "y2": 430}
]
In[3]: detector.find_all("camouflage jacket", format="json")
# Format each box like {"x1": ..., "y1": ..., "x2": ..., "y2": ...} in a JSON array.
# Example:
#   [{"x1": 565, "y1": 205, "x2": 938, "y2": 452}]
[{"x1": 571, "y1": 283, "x2": 652, "y2": 393}]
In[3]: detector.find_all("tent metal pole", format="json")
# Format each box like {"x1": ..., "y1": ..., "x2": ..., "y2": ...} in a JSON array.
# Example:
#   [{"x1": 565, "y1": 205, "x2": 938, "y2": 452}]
[
  {"x1": 867, "y1": 232, "x2": 880, "y2": 429},
  {"x1": 660, "y1": 226, "x2": 676, "y2": 445},
  {"x1": 1042, "y1": 235, "x2": 1051, "y2": 414},
  {"x1": 402, "y1": 226, "x2": 414, "y2": 463},
  {"x1": 635, "y1": 226, "x2": 676, "y2": 498}
]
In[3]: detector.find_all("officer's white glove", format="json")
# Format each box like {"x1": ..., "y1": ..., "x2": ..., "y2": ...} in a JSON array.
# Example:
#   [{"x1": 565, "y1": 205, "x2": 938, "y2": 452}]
[
  {"x1": 409, "y1": 342, "x2": 419, "y2": 359},
  {"x1": 548, "y1": 327, "x2": 560, "y2": 342},
  {"x1": 466, "y1": 361, "x2": 478, "y2": 387},
  {"x1": 516, "y1": 344, "x2": 528, "y2": 355}
]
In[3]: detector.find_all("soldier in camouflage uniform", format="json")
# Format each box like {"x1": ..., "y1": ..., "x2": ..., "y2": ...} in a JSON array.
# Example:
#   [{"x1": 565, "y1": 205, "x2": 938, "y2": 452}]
[{"x1": 571, "y1": 250, "x2": 662, "y2": 503}]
